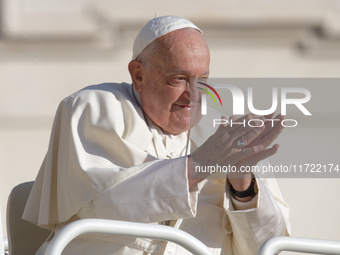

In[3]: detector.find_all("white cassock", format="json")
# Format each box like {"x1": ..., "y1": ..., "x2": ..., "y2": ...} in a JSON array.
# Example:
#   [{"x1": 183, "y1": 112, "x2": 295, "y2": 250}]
[{"x1": 22, "y1": 83, "x2": 290, "y2": 255}]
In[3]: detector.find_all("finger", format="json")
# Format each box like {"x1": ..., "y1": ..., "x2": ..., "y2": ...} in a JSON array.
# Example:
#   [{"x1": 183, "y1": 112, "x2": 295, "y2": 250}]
[
  {"x1": 214, "y1": 115, "x2": 231, "y2": 137},
  {"x1": 230, "y1": 144, "x2": 265, "y2": 164},
  {"x1": 257, "y1": 115, "x2": 284, "y2": 148},
  {"x1": 213, "y1": 116, "x2": 236, "y2": 145},
  {"x1": 227, "y1": 114, "x2": 255, "y2": 132},
  {"x1": 213, "y1": 116, "x2": 229, "y2": 137},
  {"x1": 230, "y1": 115, "x2": 265, "y2": 141},
  {"x1": 216, "y1": 114, "x2": 261, "y2": 145},
  {"x1": 266, "y1": 113, "x2": 283, "y2": 131},
  {"x1": 227, "y1": 115, "x2": 238, "y2": 132},
  {"x1": 237, "y1": 144, "x2": 280, "y2": 167},
  {"x1": 255, "y1": 113, "x2": 279, "y2": 137},
  {"x1": 263, "y1": 112, "x2": 275, "y2": 120},
  {"x1": 235, "y1": 125, "x2": 265, "y2": 148},
  {"x1": 248, "y1": 114, "x2": 284, "y2": 148}
]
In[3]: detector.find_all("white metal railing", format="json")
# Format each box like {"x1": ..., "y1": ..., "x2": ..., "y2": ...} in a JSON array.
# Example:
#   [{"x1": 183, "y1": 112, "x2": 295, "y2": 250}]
[
  {"x1": 44, "y1": 219, "x2": 213, "y2": 255},
  {"x1": 2, "y1": 237, "x2": 8, "y2": 252},
  {"x1": 4, "y1": 214, "x2": 338, "y2": 255},
  {"x1": 0, "y1": 204, "x2": 7, "y2": 254},
  {"x1": 258, "y1": 236, "x2": 340, "y2": 255}
]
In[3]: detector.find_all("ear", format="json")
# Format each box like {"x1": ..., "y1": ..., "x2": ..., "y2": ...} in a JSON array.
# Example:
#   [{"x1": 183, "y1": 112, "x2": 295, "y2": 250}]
[{"x1": 128, "y1": 60, "x2": 144, "y2": 93}]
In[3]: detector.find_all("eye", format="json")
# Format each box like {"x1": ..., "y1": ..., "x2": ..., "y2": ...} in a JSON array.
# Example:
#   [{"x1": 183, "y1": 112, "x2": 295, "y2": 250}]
[{"x1": 167, "y1": 76, "x2": 188, "y2": 87}]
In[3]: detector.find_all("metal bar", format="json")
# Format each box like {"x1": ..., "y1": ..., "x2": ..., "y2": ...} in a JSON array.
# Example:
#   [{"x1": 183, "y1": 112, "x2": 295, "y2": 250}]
[
  {"x1": 45, "y1": 219, "x2": 213, "y2": 255},
  {"x1": 258, "y1": 236, "x2": 340, "y2": 255},
  {"x1": 0, "y1": 205, "x2": 4, "y2": 253},
  {"x1": 3, "y1": 237, "x2": 8, "y2": 252}
]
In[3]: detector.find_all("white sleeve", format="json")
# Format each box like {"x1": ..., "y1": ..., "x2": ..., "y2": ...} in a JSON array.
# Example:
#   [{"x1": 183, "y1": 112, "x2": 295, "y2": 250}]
[
  {"x1": 78, "y1": 157, "x2": 198, "y2": 223},
  {"x1": 223, "y1": 178, "x2": 290, "y2": 255}
]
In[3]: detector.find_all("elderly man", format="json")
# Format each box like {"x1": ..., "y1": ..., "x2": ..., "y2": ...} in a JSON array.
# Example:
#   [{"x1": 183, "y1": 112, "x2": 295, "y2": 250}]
[{"x1": 23, "y1": 16, "x2": 289, "y2": 255}]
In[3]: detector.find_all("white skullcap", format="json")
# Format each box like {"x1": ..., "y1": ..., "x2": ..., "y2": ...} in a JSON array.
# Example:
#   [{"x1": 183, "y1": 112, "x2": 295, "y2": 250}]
[{"x1": 132, "y1": 15, "x2": 202, "y2": 59}]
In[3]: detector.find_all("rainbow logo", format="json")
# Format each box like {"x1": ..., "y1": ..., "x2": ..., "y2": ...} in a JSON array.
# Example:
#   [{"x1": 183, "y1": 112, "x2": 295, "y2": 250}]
[{"x1": 197, "y1": 82, "x2": 222, "y2": 106}]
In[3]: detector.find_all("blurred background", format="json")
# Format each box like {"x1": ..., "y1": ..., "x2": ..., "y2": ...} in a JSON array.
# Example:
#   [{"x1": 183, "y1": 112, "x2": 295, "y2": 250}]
[{"x1": 1, "y1": 0, "x2": 340, "y2": 254}]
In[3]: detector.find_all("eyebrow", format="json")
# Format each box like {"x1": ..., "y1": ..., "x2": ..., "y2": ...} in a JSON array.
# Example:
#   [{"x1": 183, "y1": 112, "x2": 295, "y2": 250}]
[{"x1": 167, "y1": 70, "x2": 210, "y2": 76}]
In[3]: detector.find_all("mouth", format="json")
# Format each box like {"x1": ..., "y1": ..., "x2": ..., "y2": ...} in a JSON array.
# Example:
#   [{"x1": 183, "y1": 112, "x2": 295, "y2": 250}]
[{"x1": 174, "y1": 103, "x2": 193, "y2": 110}]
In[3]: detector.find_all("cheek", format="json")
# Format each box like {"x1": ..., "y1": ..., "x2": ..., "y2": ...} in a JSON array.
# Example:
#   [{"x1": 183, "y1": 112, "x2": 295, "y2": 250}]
[
  {"x1": 141, "y1": 81, "x2": 185, "y2": 119},
  {"x1": 141, "y1": 91, "x2": 173, "y2": 118},
  {"x1": 156, "y1": 88, "x2": 184, "y2": 109}
]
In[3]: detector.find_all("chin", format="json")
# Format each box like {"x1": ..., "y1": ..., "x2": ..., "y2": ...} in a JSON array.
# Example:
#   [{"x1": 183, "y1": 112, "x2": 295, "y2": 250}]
[{"x1": 168, "y1": 123, "x2": 191, "y2": 135}]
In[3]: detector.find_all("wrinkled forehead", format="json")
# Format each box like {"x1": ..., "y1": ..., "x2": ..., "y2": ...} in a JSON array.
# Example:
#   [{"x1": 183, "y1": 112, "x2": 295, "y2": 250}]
[{"x1": 145, "y1": 32, "x2": 210, "y2": 80}]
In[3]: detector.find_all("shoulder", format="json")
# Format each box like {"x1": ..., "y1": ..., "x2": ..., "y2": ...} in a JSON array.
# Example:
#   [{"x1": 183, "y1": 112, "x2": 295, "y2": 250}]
[
  {"x1": 59, "y1": 83, "x2": 139, "y2": 112},
  {"x1": 54, "y1": 83, "x2": 144, "y2": 131},
  {"x1": 68, "y1": 83, "x2": 134, "y2": 104}
]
